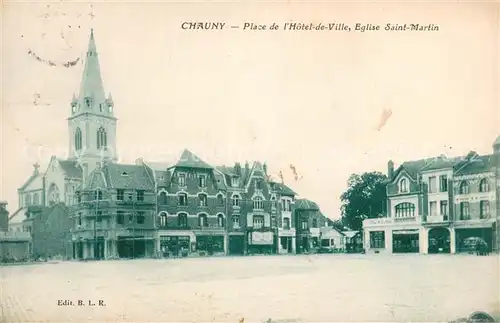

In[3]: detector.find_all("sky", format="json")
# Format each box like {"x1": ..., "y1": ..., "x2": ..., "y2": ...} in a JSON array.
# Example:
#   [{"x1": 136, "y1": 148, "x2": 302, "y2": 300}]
[{"x1": 1, "y1": 1, "x2": 499, "y2": 219}]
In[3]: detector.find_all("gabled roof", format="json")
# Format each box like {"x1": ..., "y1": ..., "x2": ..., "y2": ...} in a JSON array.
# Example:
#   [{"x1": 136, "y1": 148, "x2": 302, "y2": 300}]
[
  {"x1": 171, "y1": 149, "x2": 213, "y2": 169},
  {"x1": 395, "y1": 158, "x2": 434, "y2": 181},
  {"x1": 19, "y1": 172, "x2": 45, "y2": 191},
  {"x1": 295, "y1": 198, "x2": 319, "y2": 210},
  {"x1": 455, "y1": 155, "x2": 494, "y2": 176}
]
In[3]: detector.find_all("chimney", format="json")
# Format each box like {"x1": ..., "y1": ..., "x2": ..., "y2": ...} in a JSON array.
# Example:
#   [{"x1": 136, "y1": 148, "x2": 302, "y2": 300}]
[
  {"x1": 387, "y1": 160, "x2": 394, "y2": 178},
  {"x1": 234, "y1": 162, "x2": 242, "y2": 175},
  {"x1": 263, "y1": 162, "x2": 267, "y2": 175},
  {"x1": 245, "y1": 161, "x2": 250, "y2": 172}
]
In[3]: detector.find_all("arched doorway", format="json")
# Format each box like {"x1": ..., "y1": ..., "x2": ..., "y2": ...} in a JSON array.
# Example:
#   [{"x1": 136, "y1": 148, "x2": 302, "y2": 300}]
[{"x1": 428, "y1": 227, "x2": 451, "y2": 254}]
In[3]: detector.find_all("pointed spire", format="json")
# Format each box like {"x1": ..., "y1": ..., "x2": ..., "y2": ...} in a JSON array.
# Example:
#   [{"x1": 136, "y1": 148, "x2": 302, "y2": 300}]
[{"x1": 77, "y1": 29, "x2": 106, "y2": 112}]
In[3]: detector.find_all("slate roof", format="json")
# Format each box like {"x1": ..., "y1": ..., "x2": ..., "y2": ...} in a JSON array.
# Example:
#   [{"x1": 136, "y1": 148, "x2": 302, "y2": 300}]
[
  {"x1": 420, "y1": 155, "x2": 465, "y2": 172},
  {"x1": 104, "y1": 163, "x2": 155, "y2": 190},
  {"x1": 391, "y1": 151, "x2": 493, "y2": 181},
  {"x1": 216, "y1": 164, "x2": 251, "y2": 188},
  {"x1": 295, "y1": 198, "x2": 319, "y2": 210},
  {"x1": 58, "y1": 159, "x2": 83, "y2": 178},
  {"x1": 273, "y1": 182, "x2": 297, "y2": 197},
  {"x1": 171, "y1": 149, "x2": 213, "y2": 169},
  {"x1": 455, "y1": 155, "x2": 494, "y2": 176},
  {"x1": 77, "y1": 29, "x2": 107, "y2": 112}
]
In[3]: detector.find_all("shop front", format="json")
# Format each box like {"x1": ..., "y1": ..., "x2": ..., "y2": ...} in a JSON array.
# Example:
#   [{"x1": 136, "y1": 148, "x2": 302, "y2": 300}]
[
  {"x1": 195, "y1": 235, "x2": 225, "y2": 256},
  {"x1": 247, "y1": 230, "x2": 275, "y2": 255},
  {"x1": 455, "y1": 226, "x2": 494, "y2": 253},
  {"x1": 278, "y1": 228, "x2": 296, "y2": 254},
  {"x1": 392, "y1": 229, "x2": 419, "y2": 253},
  {"x1": 228, "y1": 233, "x2": 245, "y2": 255},
  {"x1": 159, "y1": 235, "x2": 191, "y2": 257}
]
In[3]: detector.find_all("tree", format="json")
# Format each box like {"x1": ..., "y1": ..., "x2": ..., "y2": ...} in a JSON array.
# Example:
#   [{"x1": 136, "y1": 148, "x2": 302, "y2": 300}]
[
  {"x1": 330, "y1": 219, "x2": 345, "y2": 232},
  {"x1": 340, "y1": 171, "x2": 388, "y2": 231}
]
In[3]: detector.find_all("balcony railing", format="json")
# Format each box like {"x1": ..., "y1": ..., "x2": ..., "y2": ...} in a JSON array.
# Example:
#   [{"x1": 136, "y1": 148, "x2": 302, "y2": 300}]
[{"x1": 424, "y1": 215, "x2": 450, "y2": 223}]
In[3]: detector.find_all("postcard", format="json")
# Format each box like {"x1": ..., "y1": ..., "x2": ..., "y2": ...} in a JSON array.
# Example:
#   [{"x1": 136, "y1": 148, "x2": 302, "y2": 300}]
[{"x1": 1, "y1": 1, "x2": 499, "y2": 322}]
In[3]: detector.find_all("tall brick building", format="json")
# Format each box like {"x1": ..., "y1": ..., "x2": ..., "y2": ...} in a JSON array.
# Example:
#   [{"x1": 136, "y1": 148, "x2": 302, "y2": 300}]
[{"x1": 13, "y1": 29, "x2": 330, "y2": 260}]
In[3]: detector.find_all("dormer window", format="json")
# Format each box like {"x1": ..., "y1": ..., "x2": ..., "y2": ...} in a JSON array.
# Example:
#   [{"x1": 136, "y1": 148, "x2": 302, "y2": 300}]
[
  {"x1": 198, "y1": 175, "x2": 207, "y2": 188},
  {"x1": 232, "y1": 177, "x2": 239, "y2": 187},
  {"x1": 84, "y1": 97, "x2": 92, "y2": 108},
  {"x1": 399, "y1": 178, "x2": 409, "y2": 193},
  {"x1": 121, "y1": 172, "x2": 128, "y2": 176}
]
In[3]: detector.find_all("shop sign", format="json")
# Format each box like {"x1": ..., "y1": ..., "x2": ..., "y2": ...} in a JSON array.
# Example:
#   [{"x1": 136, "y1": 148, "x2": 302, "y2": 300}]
[{"x1": 251, "y1": 231, "x2": 273, "y2": 245}]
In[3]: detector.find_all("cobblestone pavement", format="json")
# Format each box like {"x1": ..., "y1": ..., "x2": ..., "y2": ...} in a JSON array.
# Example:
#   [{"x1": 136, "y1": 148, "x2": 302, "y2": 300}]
[{"x1": 1, "y1": 254, "x2": 498, "y2": 322}]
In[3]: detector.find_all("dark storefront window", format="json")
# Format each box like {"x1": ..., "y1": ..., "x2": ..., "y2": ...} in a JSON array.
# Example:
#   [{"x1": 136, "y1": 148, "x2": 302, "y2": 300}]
[
  {"x1": 197, "y1": 236, "x2": 224, "y2": 253},
  {"x1": 370, "y1": 231, "x2": 385, "y2": 248}
]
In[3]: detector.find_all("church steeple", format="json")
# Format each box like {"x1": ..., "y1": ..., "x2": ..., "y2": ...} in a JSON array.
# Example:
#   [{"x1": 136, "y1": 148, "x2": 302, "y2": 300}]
[
  {"x1": 67, "y1": 28, "x2": 118, "y2": 173},
  {"x1": 76, "y1": 28, "x2": 108, "y2": 115}
]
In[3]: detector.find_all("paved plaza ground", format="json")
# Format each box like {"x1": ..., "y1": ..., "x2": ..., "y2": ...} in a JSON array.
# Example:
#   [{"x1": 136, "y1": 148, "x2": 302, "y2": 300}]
[{"x1": 1, "y1": 254, "x2": 498, "y2": 322}]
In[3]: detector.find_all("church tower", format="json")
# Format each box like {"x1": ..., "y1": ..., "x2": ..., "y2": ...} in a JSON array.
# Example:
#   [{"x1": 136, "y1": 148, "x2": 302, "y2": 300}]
[{"x1": 67, "y1": 29, "x2": 117, "y2": 180}]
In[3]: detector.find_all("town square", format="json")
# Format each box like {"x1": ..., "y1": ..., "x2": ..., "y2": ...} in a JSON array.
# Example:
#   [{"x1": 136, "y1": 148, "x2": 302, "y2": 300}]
[{"x1": 1, "y1": 2, "x2": 499, "y2": 323}]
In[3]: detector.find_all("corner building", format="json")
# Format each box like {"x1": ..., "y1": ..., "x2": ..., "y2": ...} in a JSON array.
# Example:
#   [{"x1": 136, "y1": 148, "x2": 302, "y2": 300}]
[{"x1": 363, "y1": 137, "x2": 500, "y2": 254}]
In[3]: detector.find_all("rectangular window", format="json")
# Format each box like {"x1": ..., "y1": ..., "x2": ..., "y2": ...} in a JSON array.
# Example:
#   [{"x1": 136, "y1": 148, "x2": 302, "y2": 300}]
[
  {"x1": 136, "y1": 190, "x2": 145, "y2": 202},
  {"x1": 129, "y1": 213, "x2": 134, "y2": 224},
  {"x1": 199, "y1": 195, "x2": 208, "y2": 207},
  {"x1": 96, "y1": 211, "x2": 102, "y2": 223},
  {"x1": 117, "y1": 211, "x2": 124, "y2": 224},
  {"x1": 460, "y1": 202, "x2": 470, "y2": 220},
  {"x1": 370, "y1": 231, "x2": 385, "y2": 249},
  {"x1": 160, "y1": 214, "x2": 167, "y2": 227},
  {"x1": 440, "y1": 200, "x2": 448, "y2": 217},
  {"x1": 271, "y1": 216, "x2": 276, "y2": 227},
  {"x1": 137, "y1": 212, "x2": 145, "y2": 224},
  {"x1": 301, "y1": 220, "x2": 308, "y2": 230},
  {"x1": 179, "y1": 194, "x2": 188, "y2": 206},
  {"x1": 232, "y1": 216, "x2": 240, "y2": 228},
  {"x1": 253, "y1": 215, "x2": 264, "y2": 229},
  {"x1": 178, "y1": 173, "x2": 186, "y2": 186},
  {"x1": 428, "y1": 176, "x2": 437, "y2": 193},
  {"x1": 429, "y1": 201, "x2": 437, "y2": 216},
  {"x1": 439, "y1": 175, "x2": 448, "y2": 192},
  {"x1": 283, "y1": 218, "x2": 290, "y2": 230},
  {"x1": 116, "y1": 189, "x2": 124, "y2": 201},
  {"x1": 198, "y1": 175, "x2": 206, "y2": 188},
  {"x1": 480, "y1": 201, "x2": 490, "y2": 219}
]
